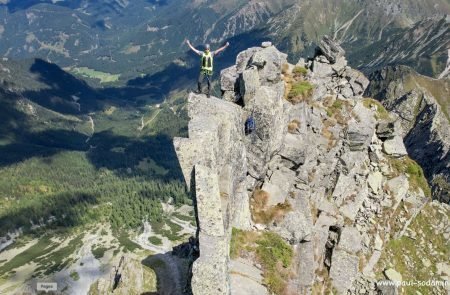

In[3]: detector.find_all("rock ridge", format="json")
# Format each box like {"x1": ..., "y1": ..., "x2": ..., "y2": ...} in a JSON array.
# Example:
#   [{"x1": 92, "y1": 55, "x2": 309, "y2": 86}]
[{"x1": 174, "y1": 38, "x2": 446, "y2": 295}]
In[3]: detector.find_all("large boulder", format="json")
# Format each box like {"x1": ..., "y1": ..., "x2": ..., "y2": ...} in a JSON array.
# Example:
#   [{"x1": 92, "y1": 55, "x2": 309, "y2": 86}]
[
  {"x1": 221, "y1": 66, "x2": 239, "y2": 92},
  {"x1": 376, "y1": 121, "x2": 395, "y2": 140},
  {"x1": 343, "y1": 68, "x2": 369, "y2": 97},
  {"x1": 230, "y1": 258, "x2": 268, "y2": 295},
  {"x1": 382, "y1": 136, "x2": 408, "y2": 157},
  {"x1": 279, "y1": 133, "x2": 306, "y2": 167},
  {"x1": 297, "y1": 241, "x2": 316, "y2": 290},
  {"x1": 240, "y1": 67, "x2": 260, "y2": 107},
  {"x1": 367, "y1": 171, "x2": 383, "y2": 194},
  {"x1": 386, "y1": 175, "x2": 409, "y2": 210},
  {"x1": 220, "y1": 66, "x2": 240, "y2": 102},
  {"x1": 347, "y1": 120, "x2": 373, "y2": 151},
  {"x1": 337, "y1": 227, "x2": 362, "y2": 254},
  {"x1": 312, "y1": 60, "x2": 334, "y2": 78},
  {"x1": 329, "y1": 250, "x2": 359, "y2": 293},
  {"x1": 236, "y1": 47, "x2": 262, "y2": 73},
  {"x1": 245, "y1": 84, "x2": 286, "y2": 179},
  {"x1": 317, "y1": 35, "x2": 345, "y2": 64},
  {"x1": 249, "y1": 46, "x2": 288, "y2": 85},
  {"x1": 346, "y1": 102, "x2": 376, "y2": 151}
]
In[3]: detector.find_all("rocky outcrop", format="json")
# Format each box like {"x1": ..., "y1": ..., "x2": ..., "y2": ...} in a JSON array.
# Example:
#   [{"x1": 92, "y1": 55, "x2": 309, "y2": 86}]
[
  {"x1": 175, "y1": 39, "x2": 435, "y2": 295},
  {"x1": 89, "y1": 256, "x2": 156, "y2": 295},
  {"x1": 309, "y1": 37, "x2": 369, "y2": 100},
  {"x1": 316, "y1": 35, "x2": 345, "y2": 64},
  {"x1": 174, "y1": 92, "x2": 250, "y2": 295},
  {"x1": 366, "y1": 65, "x2": 450, "y2": 203}
]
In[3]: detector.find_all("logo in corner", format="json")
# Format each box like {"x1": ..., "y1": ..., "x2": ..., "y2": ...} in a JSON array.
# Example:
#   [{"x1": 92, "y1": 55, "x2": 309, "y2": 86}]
[{"x1": 37, "y1": 282, "x2": 57, "y2": 293}]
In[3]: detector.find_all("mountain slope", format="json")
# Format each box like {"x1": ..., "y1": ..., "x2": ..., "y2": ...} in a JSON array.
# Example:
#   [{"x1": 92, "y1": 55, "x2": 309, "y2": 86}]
[
  {"x1": 1, "y1": 0, "x2": 449, "y2": 82},
  {"x1": 0, "y1": 60, "x2": 192, "y2": 294},
  {"x1": 268, "y1": 0, "x2": 450, "y2": 76},
  {"x1": 366, "y1": 65, "x2": 450, "y2": 203}
]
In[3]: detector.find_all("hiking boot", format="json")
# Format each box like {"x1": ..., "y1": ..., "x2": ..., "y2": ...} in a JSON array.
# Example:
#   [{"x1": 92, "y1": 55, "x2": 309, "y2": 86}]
[
  {"x1": 207, "y1": 93, "x2": 210, "y2": 98},
  {"x1": 194, "y1": 90, "x2": 202, "y2": 94}
]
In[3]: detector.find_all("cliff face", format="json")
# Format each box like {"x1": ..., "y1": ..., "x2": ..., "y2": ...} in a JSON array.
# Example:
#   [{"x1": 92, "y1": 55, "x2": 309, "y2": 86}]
[
  {"x1": 174, "y1": 40, "x2": 448, "y2": 294},
  {"x1": 366, "y1": 66, "x2": 450, "y2": 203},
  {"x1": 173, "y1": 93, "x2": 249, "y2": 294}
]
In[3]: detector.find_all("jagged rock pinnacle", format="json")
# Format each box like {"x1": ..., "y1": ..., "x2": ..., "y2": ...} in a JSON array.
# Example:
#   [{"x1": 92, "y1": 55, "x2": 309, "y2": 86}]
[{"x1": 174, "y1": 38, "x2": 435, "y2": 295}]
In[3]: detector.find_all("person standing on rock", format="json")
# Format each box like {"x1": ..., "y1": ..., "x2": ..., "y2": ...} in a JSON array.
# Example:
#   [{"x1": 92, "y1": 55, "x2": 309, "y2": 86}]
[{"x1": 186, "y1": 40, "x2": 230, "y2": 97}]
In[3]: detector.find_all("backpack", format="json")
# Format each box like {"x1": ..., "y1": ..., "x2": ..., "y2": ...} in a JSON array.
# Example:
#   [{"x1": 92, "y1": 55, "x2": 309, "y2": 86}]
[{"x1": 245, "y1": 116, "x2": 256, "y2": 135}]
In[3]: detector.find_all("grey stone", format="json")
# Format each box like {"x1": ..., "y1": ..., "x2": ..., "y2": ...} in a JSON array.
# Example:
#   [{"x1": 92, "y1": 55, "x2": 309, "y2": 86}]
[
  {"x1": 384, "y1": 268, "x2": 402, "y2": 283},
  {"x1": 192, "y1": 234, "x2": 229, "y2": 295},
  {"x1": 436, "y1": 262, "x2": 450, "y2": 277},
  {"x1": 245, "y1": 85, "x2": 286, "y2": 179},
  {"x1": 272, "y1": 194, "x2": 313, "y2": 243},
  {"x1": 279, "y1": 133, "x2": 306, "y2": 166},
  {"x1": 261, "y1": 182, "x2": 287, "y2": 207},
  {"x1": 261, "y1": 41, "x2": 272, "y2": 48},
  {"x1": 346, "y1": 102, "x2": 376, "y2": 151},
  {"x1": 374, "y1": 234, "x2": 383, "y2": 251},
  {"x1": 316, "y1": 199, "x2": 340, "y2": 216},
  {"x1": 315, "y1": 212, "x2": 340, "y2": 228},
  {"x1": 269, "y1": 167, "x2": 296, "y2": 189},
  {"x1": 296, "y1": 58, "x2": 306, "y2": 68},
  {"x1": 312, "y1": 60, "x2": 333, "y2": 78},
  {"x1": 297, "y1": 242, "x2": 315, "y2": 288},
  {"x1": 329, "y1": 250, "x2": 359, "y2": 293},
  {"x1": 220, "y1": 65, "x2": 238, "y2": 92},
  {"x1": 376, "y1": 121, "x2": 395, "y2": 140},
  {"x1": 272, "y1": 208, "x2": 312, "y2": 243},
  {"x1": 230, "y1": 258, "x2": 268, "y2": 295},
  {"x1": 340, "y1": 84, "x2": 354, "y2": 98},
  {"x1": 222, "y1": 90, "x2": 239, "y2": 103},
  {"x1": 236, "y1": 47, "x2": 262, "y2": 73},
  {"x1": 367, "y1": 171, "x2": 383, "y2": 194},
  {"x1": 317, "y1": 35, "x2": 345, "y2": 64},
  {"x1": 241, "y1": 67, "x2": 260, "y2": 107},
  {"x1": 336, "y1": 178, "x2": 369, "y2": 221},
  {"x1": 369, "y1": 144, "x2": 385, "y2": 164},
  {"x1": 174, "y1": 93, "x2": 251, "y2": 294},
  {"x1": 194, "y1": 165, "x2": 225, "y2": 237},
  {"x1": 331, "y1": 56, "x2": 348, "y2": 72},
  {"x1": 174, "y1": 93, "x2": 246, "y2": 188},
  {"x1": 344, "y1": 68, "x2": 369, "y2": 97},
  {"x1": 338, "y1": 227, "x2": 362, "y2": 254},
  {"x1": 250, "y1": 46, "x2": 288, "y2": 84},
  {"x1": 383, "y1": 136, "x2": 408, "y2": 157}
]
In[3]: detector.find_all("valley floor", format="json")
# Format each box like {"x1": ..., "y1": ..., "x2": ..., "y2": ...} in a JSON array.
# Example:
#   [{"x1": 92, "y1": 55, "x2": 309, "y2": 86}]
[{"x1": 0, "y1": 204, "x2": 196, "y2": 295}]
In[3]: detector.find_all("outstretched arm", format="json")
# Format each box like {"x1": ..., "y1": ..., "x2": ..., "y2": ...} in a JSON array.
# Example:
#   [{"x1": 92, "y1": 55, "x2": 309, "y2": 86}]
[
  {"x1": 213, "y1": 42, "x2": 230, "y2": 55},
  {"x1": 186, "y1": 40, "x2": 202, "y2": 56}
]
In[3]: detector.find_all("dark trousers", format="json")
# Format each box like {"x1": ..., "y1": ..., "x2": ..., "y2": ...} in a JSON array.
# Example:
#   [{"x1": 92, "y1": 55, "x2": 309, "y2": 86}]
[{"x1": 198, "y1": 71, "x2": 212, "y2": 94}]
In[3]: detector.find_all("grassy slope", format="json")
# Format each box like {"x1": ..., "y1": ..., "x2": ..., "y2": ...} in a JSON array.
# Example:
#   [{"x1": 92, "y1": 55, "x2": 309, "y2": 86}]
[
  {"x1": 375, "y1": 202, "x2": 449, "y2": 294},
  {"x1": 403, "y1": 74, "x2": 450, "y2": 121}
]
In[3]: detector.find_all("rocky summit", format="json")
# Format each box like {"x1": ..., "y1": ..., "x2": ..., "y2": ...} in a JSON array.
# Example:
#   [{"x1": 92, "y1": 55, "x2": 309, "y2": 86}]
[{"x1": 174, "y1": 38, "x2": 450, "y2": 294}]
